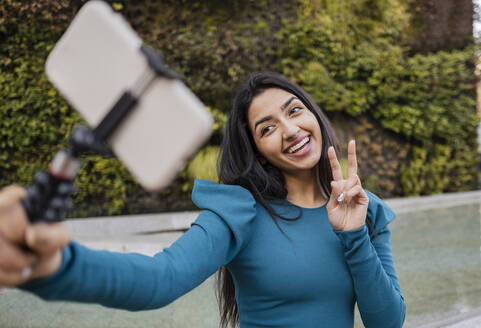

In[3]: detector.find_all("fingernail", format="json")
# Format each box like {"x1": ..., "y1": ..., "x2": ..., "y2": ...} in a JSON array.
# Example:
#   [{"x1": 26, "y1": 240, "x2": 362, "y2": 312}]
[
  {"x1": 337, "y1": 192, "x2": 345, "y2": 202},
  {"x1": 21, "y1": 266, "x2": 32, "y2": 280}
]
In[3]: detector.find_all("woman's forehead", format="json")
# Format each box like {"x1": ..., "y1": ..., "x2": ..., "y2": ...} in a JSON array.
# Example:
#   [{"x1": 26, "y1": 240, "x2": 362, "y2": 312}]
[{"x1": 248, "y1": 88, "x2": 296, "y2": 119}]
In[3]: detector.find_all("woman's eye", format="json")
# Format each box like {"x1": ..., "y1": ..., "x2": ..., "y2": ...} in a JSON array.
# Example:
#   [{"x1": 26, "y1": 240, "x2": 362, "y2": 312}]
[
  {"x1": 289, "y1": 106, "x2": 303, "y2": 115},
  {"x1": 261, "y1": 126, "x2": 274, "y2": 136}
]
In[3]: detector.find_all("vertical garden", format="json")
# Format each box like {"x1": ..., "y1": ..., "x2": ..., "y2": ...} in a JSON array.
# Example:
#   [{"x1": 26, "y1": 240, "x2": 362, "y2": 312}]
[{"x1": 0, "y1": 0, "x2": 478, "y2": 217}]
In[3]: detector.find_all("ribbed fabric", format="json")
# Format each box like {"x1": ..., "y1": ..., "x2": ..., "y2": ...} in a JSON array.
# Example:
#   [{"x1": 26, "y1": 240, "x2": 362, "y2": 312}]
[{"x1": 20, "y1": 179, "x2": 405, "y2": 327}]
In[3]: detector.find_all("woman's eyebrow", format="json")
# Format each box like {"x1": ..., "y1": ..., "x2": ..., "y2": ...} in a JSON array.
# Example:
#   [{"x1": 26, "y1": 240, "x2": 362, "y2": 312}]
[
  {"x1": 280, "y1": 96, "x2": 298, "y2": 110},
  {"x1": 254, "y1": 116, "x2": 273, "y2": 131},
  {"x1": 254, "y1": 96, "x2": 299, "y2": 131}
]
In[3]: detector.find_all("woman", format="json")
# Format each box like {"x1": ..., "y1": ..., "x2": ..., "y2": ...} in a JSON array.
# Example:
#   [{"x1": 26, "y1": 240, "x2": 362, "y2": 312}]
[{"x1": 0, "y1": 72, "x2": 405, "y2": 327}]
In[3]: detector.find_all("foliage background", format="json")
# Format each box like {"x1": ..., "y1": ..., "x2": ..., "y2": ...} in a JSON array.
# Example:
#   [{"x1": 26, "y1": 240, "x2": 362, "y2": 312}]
[{"x1": 0, "y1": 0, "x2": 478, "y2": 217}]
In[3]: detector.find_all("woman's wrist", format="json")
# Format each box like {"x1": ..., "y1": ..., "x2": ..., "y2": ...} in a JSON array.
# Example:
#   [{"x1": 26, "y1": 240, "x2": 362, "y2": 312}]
[
  {"x1": 336, "y1": 221, "x2": 365, "y2": 232},
  {"x1": 334, "y1": 224, "x2": 369, "y2": 250}
]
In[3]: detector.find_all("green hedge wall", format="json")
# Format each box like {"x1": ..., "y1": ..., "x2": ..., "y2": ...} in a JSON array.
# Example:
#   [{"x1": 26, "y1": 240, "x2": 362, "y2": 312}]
[
  {"x1": 0, "y1": 1, "x2": 136, "y2": 216},
  {"x1": 0, "y1": 0, "x2": 478, "y2": 217},
  {"x1": 276, "y1": 0, "x2": 479, "y2": 195}
]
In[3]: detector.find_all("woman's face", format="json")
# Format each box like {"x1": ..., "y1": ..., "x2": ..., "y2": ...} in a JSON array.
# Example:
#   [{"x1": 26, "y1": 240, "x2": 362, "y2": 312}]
[{"x1": 247, "y1": 88, "x2": 323, "y2": 176}]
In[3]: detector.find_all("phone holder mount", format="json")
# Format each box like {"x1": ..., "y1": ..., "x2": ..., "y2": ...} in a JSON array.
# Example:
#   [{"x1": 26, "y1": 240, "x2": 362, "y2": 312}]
[{"x1": 22, "y1": 46, "x2": 179, "y2": 223}]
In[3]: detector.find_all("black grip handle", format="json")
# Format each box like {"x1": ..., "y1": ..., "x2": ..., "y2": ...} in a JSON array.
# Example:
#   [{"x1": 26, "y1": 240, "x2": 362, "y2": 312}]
[
  {"x1": 20, "y1": 171, "x2": 76, "y2": 253},
  {"x1": 22, "y1": 171, "x2": 76, "y2": 224}
]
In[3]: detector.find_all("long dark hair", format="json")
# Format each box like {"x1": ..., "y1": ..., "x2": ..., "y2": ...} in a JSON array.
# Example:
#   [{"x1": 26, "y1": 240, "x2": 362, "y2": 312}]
[{"x1": 215, "y1": 72, "x2": 339, "y2": 328}]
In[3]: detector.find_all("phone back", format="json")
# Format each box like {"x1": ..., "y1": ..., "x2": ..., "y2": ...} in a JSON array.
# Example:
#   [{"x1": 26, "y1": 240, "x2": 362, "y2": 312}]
[{"x1": 45, "y1": 1, "x2": 213, "y2": 190}]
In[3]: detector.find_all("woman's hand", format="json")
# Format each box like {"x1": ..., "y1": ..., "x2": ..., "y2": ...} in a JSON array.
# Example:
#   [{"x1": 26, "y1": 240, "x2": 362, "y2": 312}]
[
  {"x1": 326, "y1": 140, "x2": 369, "y2": 231},
  {"x1": 0, "y1": 185, "x2": 70, "y2": 287}
]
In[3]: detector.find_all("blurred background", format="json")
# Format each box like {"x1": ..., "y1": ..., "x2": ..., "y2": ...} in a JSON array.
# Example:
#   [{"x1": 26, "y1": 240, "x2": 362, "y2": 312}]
[
  {"x1": 0, "y1": 0, "x2": 479, "y2": 218},
  {"x1": 2, "y1": 1, "x2": 481, "y2": 327}
]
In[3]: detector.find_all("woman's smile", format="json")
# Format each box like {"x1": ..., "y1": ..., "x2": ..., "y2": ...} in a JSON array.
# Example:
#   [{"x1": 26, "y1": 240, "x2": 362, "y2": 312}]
[{"x1": 284, "y1": 135, "x2": 312, "y2": 157}]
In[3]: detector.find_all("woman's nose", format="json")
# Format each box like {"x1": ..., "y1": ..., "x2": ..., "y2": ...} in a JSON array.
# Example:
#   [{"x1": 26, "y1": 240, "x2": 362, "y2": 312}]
[{"x1": 282, "y1": 122, "x2": 300, "y2": 141}]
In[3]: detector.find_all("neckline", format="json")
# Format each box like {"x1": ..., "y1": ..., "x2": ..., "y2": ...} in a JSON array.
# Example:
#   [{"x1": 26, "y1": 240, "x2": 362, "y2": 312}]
[{"x1": 283, "y1": 199, "x2": 328, "y2": 211}]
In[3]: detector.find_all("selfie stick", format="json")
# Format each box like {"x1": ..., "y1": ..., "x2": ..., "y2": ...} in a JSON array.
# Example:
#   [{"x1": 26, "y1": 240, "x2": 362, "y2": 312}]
[{"x1": 22, "y1": 46, "x2": 180, "y2": 223}]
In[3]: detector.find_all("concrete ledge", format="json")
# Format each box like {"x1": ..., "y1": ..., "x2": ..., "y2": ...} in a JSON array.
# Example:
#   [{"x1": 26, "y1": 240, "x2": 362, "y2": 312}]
[
  {"x1": 64, "y1": 211, "x2": 199, "y2": 235},
  {"x1": 385, "y1": 190, "x2": 481, "y2": 214}
]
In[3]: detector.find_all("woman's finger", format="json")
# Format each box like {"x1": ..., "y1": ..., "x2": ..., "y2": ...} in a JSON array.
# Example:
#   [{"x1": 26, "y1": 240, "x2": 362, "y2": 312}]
[
  {"x1": 0, "y1": 236, "x2": 37, "y2": 272},
  {"x1": 344, "y1": 174, "x2": 360, "y2": 192},
  {"x1": 344, "y1": 185, "x2": 366, "y2": 204},
  {"x1": 0, "y1": 185, "x2": 26, "y2": 206},
  {"x1": 327, "y1": 180, "x2": 345, "y2": 210},
  {"x1": 25, "y1": 223, "x2": 70, "y2": 256},
  {"x1": 327, "y1": 147, "x2": 343, "y2": 181},
  {"x1": 0, "y1": 267, "x2": 32, "y2": 287},
  {"x1": 0, "y1": 185, "x2": 29, "y2": 244},
  {"x1": 347, "y1": 140, "x2": 358, "y2": 179}
]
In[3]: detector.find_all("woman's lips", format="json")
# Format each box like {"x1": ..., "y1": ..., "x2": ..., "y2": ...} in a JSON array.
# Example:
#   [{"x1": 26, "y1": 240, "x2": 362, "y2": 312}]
[
  {"x1": 285, "y1": 135, "x2": 309, "y2": 152},
  {"x1": 285, "y1": 137, "x2": 312, "y2": 157}
]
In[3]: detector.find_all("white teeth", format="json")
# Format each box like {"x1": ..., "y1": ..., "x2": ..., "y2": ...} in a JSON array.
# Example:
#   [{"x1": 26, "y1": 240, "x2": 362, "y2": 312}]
[{"x1": 288, "y1": 137, "x2": 309, "y2": 153}]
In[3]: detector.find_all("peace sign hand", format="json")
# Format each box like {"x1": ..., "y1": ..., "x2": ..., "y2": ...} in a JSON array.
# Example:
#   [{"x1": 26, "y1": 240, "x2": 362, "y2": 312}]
[{"x1": 326, "y1": 140, "x2": 369, "y2": 231}]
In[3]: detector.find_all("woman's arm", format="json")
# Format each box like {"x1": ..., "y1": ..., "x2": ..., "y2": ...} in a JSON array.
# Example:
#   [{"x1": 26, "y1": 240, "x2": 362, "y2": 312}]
[
  {"x1": 335, "y1": 224, "x2": 406, "y2": 328},
  {"x1": 20, "y1": 209, "x2": 244, "y2": 311},
  {"x1": 326, "y1": 141, "x2": 405, "y2": 327},
  {"x1": 19, "y1": 179, "x2": 256, "y2": 311}
]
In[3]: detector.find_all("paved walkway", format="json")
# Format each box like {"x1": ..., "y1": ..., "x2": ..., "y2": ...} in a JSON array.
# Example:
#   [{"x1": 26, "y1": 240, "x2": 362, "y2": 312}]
[{"x1": 414, "y1": 307, "x2": 481, "y2": 328}]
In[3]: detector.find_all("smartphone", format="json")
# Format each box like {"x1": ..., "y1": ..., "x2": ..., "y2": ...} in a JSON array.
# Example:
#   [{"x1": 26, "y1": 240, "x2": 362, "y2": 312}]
[{"x1": 44, "y1": 1, "x2": 213, "y2": 191}]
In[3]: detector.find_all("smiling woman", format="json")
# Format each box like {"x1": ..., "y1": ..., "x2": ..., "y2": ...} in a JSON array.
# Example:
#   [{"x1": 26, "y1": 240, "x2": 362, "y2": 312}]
[
  {"x1": 0, "y1": 72, "x2": 405, "y2": 328},
  {"x1": 215, "y1": 72, "x2": 405, "y2": 327}
]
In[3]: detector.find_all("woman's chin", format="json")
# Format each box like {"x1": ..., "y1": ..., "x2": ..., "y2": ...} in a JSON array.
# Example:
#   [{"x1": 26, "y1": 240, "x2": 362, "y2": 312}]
[{"x1": 279, "y1": 158, "x2": 321, "y2": 176}]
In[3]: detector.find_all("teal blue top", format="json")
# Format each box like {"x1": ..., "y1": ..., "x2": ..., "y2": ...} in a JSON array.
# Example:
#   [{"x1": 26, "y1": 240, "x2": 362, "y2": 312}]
[{"x1": 21, "y1": 179, "x2": 405, "y2": 328}]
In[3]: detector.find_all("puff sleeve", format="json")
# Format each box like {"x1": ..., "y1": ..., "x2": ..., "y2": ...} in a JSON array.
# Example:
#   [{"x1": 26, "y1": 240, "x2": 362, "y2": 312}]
[
  {"x1": 20, "y1": 179, "x2": 257, "y2": 311},
  {"x1": 333, "y1": 190, "x2": 406, "y2": 328}
]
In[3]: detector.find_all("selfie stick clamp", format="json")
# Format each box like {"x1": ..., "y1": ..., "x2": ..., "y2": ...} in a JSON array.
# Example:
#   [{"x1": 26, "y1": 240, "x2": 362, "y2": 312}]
[{"x1": 22, "y1": 46, "x2": 179, "y2": 223}]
